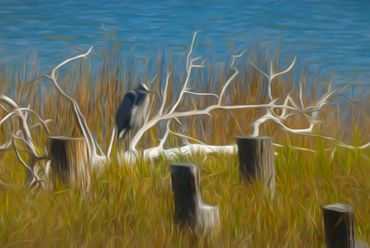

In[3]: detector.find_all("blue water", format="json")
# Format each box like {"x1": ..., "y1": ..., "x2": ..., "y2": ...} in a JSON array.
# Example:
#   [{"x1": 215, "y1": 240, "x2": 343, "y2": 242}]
[{"x1": 1, "y1": 0, "x2": 370, "y2": 84}]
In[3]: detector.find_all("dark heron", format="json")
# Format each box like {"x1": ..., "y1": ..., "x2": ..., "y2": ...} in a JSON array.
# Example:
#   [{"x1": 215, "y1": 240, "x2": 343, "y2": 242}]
[{"x1": 116, "y1": 83, "x2": 153, "y2": 140}]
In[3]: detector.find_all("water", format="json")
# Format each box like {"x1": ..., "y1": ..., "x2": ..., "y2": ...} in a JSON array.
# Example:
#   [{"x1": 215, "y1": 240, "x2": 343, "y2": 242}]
[{"x1": 1, "y1": 0, "x2": 370, "y2": 84}]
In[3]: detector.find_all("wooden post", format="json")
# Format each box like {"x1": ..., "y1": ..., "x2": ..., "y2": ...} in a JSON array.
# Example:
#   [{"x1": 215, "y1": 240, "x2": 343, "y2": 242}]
[
  {"x1": 236, "y1": 136, "x2": 275, "y2": 195},
  {"x1": 170, "y1": 164, "x2": 220, "y2": 234},
  {"x1": 322, "y1": 203, "x2": 369, "y2": 248},
  {"x1": 48, "y1": 136, "x2": 91, "y2": 191}
]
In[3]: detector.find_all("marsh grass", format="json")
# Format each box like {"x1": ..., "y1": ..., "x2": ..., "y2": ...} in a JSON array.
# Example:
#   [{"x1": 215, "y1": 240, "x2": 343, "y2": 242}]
[
  {"x1": 0, "y1": 146, "x2": 368, "y2": 247},
  {"x1": 0, "y1": 47, "x2": 369, "y2": 246}
]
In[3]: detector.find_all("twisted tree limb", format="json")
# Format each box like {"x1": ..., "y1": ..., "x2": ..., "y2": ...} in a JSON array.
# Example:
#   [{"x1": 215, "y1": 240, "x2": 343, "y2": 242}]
[{"x1": 119, "y1": 32, "x2": 369, "y2": 163}]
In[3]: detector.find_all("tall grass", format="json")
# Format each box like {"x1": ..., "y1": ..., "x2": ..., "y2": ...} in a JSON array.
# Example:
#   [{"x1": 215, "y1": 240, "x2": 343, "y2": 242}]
[{"x1": 0, "y1": 46, "x2": 369, "y2": 246}]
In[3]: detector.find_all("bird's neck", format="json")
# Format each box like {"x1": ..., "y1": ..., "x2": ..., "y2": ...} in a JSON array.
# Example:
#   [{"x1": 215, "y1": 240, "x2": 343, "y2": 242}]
[{"x1": 135, "y1": 92, "x2": 146, "y2": 105}]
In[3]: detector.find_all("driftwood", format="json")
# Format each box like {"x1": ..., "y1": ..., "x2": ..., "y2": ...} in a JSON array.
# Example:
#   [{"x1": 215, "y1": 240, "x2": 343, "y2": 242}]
[
  {"x1": 48, "y1": 136, "x2": 91, "y2": 191},
  {"x1": 0, "y1": 48, "x2": 117, "y2": 190},
  {"x1": 236, "y1": 136, "x2": 275, "y2": 196},
  {"x1": 42, "y1": 47, "x2": 114, "y2": 168},
  {"x1": 170, "y1": 163, "x2": 220, "y2": 234},
  {"x1": 117, "y1": 32, "x2": 370, "y2": 165},
  {"x1": 0, "y1": 95, "x2": 50, "y2": 189},
  {"x1": 322, "y1": 203, "x2": 368, "y2": 248}
]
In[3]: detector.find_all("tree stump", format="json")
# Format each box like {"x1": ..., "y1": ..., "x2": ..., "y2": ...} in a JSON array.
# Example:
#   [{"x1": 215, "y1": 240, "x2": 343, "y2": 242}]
[
  {"x1": 236, "y1": 136, "x2": 275, "y2": 196},
  {"x1": 322, "y1": 203, "x2": 369, "y2": 248},
  {"x1": 48, "y1": 136, "x2": 91, "y2": 191},
  {"x1": 170, "y1": 163, "x2": 220, "y2": 234}
]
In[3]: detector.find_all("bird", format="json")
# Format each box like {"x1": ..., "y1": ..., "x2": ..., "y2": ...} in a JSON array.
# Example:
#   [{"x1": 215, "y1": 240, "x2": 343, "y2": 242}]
[{"x1": 116, "y1": 83, "x2": 153, "y2": 141}]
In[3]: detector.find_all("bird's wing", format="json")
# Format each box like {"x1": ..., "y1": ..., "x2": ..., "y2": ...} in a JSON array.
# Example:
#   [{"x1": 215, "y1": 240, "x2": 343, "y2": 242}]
[
  {"x1": 116, "y1": 90, "x2": 137, "y2": 137},
  {"x1": 132, "y1": 95, "x2": 150, "y2": 129}
]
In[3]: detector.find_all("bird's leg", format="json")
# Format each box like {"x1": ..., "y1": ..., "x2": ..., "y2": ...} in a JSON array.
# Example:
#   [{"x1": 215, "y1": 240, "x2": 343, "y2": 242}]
[{"x1": 127, "y1": 131, "x2": 131, "y2": 151}]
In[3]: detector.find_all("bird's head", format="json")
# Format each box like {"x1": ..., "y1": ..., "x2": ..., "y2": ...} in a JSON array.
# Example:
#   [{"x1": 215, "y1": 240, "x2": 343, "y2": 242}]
[{"x1": 137, "y1": 83, "x2": 154, "y2": 94}]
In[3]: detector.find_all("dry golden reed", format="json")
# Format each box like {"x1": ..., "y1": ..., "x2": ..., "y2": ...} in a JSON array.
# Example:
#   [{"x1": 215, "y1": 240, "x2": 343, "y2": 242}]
[{"x1": 0, "y1": 47, "x2": 369, "y2": 247}]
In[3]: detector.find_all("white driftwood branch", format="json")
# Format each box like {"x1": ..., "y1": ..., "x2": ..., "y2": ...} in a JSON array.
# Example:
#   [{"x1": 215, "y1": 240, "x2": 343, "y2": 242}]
[
  {"x1": 249, "y1": 62, "x2": 335, "y2": 137},
  {"x1": 168, "y1": 32, "x2": 205, "y2": 116},
  {"x1": 0, "y1": 95, "x2": 51, "y2": 188},
  {"x1": 139, "y1": 137, "x2": 369, "y2": 161},
  {"x1": 184, "y1": 90, "x2": 219, "y2": 100},
  {"x1": 140, "y1": 144, "x2": 236, "y2": 161},
  {"x1": 0, "y1": 140, "x2": 12, "y2": 151},
  {"x1": 118, "y1": 32, "x2": 368, "y2": 163},
  {"x1": 42, "y1": 47, "x2": 112, "y2": 167},
  {"x1": 127, "y1": 33, "x2": 309, "y2": 153},
  {"x1": 218, "y1": 50, "x2": 246, "y2": 104},
  {"x1": 249, "y1": 56, "x2": 296, "y2": 101},
  {"x1": 127, "y1": 49, "x2": 317, "y2": 153}
]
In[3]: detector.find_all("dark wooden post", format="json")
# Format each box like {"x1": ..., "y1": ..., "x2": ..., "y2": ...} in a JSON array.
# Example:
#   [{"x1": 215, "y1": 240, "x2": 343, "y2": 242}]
[
  {"x1": 48, "y1": 136, "x2": 91, "y2": 191},
  {"x1": 170, "y1": 164, "x2": 220, "y2": 234},
  {"x1": 236, "y1": 136, "x2": 275, "y2": 195},
  {"x1": 322, "y1": 203, "x2": 368, "y2": 248},
  {"x1": 322, "y1": 203, "x2": 354, "y2": 248}
]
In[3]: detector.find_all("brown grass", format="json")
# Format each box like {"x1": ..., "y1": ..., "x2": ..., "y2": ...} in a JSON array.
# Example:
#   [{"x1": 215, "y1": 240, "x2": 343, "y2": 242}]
[{"x1": 0, "y1": 47, "x2": 369, "y2": 247}]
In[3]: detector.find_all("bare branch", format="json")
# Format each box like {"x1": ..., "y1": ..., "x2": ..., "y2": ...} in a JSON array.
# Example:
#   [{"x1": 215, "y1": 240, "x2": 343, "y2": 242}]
[
  {"x1": 169, "y1": 32, "x2": 203, "y2": 115},
  {"x1": 248, "y1": 59, "x2": 269, "y2": 79},
  {"x1": 169, "y1": 129, "x2": 208, "y2": 146},
  {"x1": 148, "y1": 72, "x2": 159, "y2": 87},
  {"x1": 51, "y1": 47, "x2": 93, "y2": 79},
  {"x1": 158, "y1": 72, "x2": 171, "y2": 116},
  {"x1": 186, "y1": 32, "x2": 199, "y2": 71},
  {"x1": 158, "y1": 120, "x2": 171, "y2": 149},
  {"x1": 0, "y1": 95, "x2": 18, "y2": 109},
  {"x1": 298, "y1": 81, "x2": 305, "y2": 108},
  {"x1": 218, "y1": 50, "x2": 246, "y2": 104},
  {"x1": 106, "y1": 127, "x2": 116, "y2": 159},
  {"x1": 13, "y1": 140, "x2": 43, "y2": 186},
  {"x1": 270, "y1": 56, "x2": 296, "y2": 81},
  {"x1": 0, "y1": 111, "x2": 17, "y2": 126},
  {"x1": 0, "y1": 140, "x2": 12, "y2": 151},
  {"x1": 249, "y1": 56, "x2": 296, "y2": 101},
  {"x1": 30, "y1": 119, "x2": 53, "y2": 130},
  {"x1": 184, "y1": 90, "x2": 219, "y2": 100},
  {"x1": 0, "y1": 103, "x2": 10, "y2": 113},
  {"x1": 273, "y1": 142, "x2": 317, "y2": 153},
  {"x1": 43, "y1": 47, "x2": 109, "y2": 165}
]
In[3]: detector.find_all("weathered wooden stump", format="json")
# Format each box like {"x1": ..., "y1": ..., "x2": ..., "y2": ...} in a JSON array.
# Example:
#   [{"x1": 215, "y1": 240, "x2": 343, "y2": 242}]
[
  {"x1": 322, "y1": 203, "x2": 368, "y2": 248},
  {"x1": 236, "y1": 136, "x2": 275, "y2": 195},
  {"x1": 170, "y1": 163, "x2": 220, "y2": 234},
  {"x1": 48, "y1": 136, "x2": 91, "y2": 191}
]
